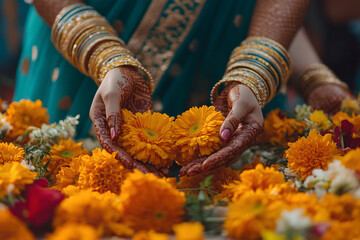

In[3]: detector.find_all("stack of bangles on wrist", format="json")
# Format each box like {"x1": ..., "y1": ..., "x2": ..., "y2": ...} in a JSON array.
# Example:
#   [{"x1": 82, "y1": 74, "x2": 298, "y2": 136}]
[
  {"x1": 299, "y1": 63, "x2": 349, "y2": 102},
  {"x1": 211, "y1": 37, "x2": 293, "y2": 108},
  {"x1": 51, "y1": 3, "x2": 153, "y2": 90}
]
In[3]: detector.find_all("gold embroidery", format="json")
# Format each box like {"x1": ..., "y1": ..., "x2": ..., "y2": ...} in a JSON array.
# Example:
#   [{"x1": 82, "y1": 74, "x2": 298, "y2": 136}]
[{"x1": 127, "y1": 0, "x2": 206, "y2": 89}]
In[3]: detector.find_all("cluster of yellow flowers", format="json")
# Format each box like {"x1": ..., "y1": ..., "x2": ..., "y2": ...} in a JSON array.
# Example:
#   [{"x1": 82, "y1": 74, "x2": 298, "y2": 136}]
[
  {"x1": 119, "y1": 105, "x2": 225, "y2": 168},
  {"x1": 3, "y1": 98, "x2": 360, "y2": 239}
]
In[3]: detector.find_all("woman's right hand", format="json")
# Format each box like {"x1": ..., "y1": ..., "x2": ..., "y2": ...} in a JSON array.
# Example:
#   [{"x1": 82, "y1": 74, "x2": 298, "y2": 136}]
[{"x1": 89, "y1": 66, "x2": 168, "y2": 176}]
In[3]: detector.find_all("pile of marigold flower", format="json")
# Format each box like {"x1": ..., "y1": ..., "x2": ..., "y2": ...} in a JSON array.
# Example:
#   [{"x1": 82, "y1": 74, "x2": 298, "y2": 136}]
[{"x1": 1, "y1": 97, "x2": 360, "y2": 240}]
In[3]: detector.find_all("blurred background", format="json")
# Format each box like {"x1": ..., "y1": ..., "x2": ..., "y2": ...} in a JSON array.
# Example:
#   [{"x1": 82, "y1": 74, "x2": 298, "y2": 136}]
[{"x1": 1, "y1": 0, "x2": 360, "y2": 107}]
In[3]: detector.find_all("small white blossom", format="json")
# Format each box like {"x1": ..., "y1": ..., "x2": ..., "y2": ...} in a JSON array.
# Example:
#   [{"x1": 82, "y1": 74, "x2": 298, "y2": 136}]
[
  {"x1": 21, "y1": 160, "x2": 35, "y2": 171},
  {"x1": 276, "y1": 208, "x2": 312, "y2": 235},
  {"x1": 29, "y1": 115, "x2": 80, "y2": 147},
  {"x1": 0, "y1": 116, "x2": 13, "y2": 133}
]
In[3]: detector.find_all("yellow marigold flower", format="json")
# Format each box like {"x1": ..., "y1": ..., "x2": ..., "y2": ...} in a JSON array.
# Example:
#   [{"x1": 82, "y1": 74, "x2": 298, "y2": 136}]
[
  {"x1": 46, "y1": 139, "x2": 88, "y2": 181},
  {"x1": 262, "y1": 231, "x2": 305, "y2": 240},
  {"x1": 173, "y1": 222, "x2": 204, "y2": 240},
  {"x1": 53, "y1": 190, "x2": 133, "y2": 237},
  {"x1": 173, "y1": 106, "x2": 225, "y2": 166},
  {"x1": 119, "y1": 109, "x2": 175, "y2": 169},
  {"x1": 321, "y1": 220, "x2": 360, "y2": 240},
  {"x1": 309, "y1": 110, "x2": 331, "y2": 130},
  {"x1": 0, "y1": 162, "x2": 36, "y2": 197},
  {"x1": 228, "y1": 164, "x2": 285, "y2": 201},
  {"x1": 120, "y1": 170, "x2": 186, "y2": 233},
  {"x1": 281, "y1": 193, "x2": 319, "y2": 217},
  {"x1": 176, "y1": 167, "x2": 240, "y2": 198},
  {"x1": 313, "y1": 194, "x2": 360, "y2": 222},
  {"x1": 224, "y1": 190, "x2": 285, "y2": 240},
  {"x1": 4, "y1": 99, "x2": 49, "y2": 139},
  {"x1": 286, "y1": 129, "x2": 339, "y2": 180},
  {"x1": 60, "y1": 185, "x2": 82, "y2": 197},
  {"x1": 55, "y1": 156, "x2": 83, "y2": 189},
  {"x1": 341, "y1": 97, "x2": 360, "y2": 113},
  {"x1": 260, "y1": 109, "x2": 306, "y2": 147},
  {"x1": 77, "y1": 148, "x2": 130, "y2": 194},
  {"x1": 132, "y1": 230, "x2": 169, "y2": 240},
  {"x1": 340, "y1": 148, "x2": 360, "y2": 171},
  {"x1": 0, "y1": 142, "x2": 24, "y2": 164},
  {"x1": 47, "y1": 223, "x2": 98, "y2": 240},
  {"x1": 0, "y1": 209, "x2": 35, "y2": 240}
]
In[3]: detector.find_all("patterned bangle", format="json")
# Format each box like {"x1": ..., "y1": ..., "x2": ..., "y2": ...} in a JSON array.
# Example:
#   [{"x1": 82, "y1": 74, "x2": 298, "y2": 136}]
[
  {"x1": 299, "y1": 64, "x2": 349, "y2": 101},
  {"x1": 52, "y1": 4, "x2": 153, "y2": 92}
]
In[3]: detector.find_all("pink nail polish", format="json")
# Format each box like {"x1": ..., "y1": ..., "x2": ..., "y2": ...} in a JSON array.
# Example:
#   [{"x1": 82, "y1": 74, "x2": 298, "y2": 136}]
[
  {"x1": 111, "y1": 127, "x2": 116, "y2": 141},
  {"x1": 221, "y1": 128, "x2": 231, "y2": 141}
]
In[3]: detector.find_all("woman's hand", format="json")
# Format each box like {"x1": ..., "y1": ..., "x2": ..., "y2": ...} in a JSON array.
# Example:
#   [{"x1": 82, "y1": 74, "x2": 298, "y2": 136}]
[
  {"x1": 307, "y1": 84, "x2": 353, "y2": 114},
  {"x1": 179, "y1": 83, "x2": 264, "y2": 177},
  {"x1": 90, "y1": 66, "x2": 168, "y2": 176}
]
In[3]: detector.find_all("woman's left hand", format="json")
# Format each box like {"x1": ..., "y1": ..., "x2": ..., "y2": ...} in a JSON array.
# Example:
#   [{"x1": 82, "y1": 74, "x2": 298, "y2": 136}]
[
  {"x1": 179, "y1": 83, "x2": 264, "y2": 177},
  {"x1": 307, "y1": 84, "x2": 353, "y2": 114}
]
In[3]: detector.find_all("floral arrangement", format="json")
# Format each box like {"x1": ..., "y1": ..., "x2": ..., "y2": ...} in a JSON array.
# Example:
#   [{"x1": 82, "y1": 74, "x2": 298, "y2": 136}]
[{"x1": 1, "y1": 97, "x2": 360, "y2": 239}]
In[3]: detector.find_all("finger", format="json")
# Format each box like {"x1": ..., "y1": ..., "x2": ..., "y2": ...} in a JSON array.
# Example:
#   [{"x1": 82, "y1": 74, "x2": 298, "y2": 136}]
[
  {"x1": 90, "y1": 94, "x2": 134, "y2": 169},
  {"x1": 132, "y1": 160, "x2": 152, "y2": 174},
  {"x1": 179, "y1": 156, "x2": 207, "y2": 177},
  {"x1": 203, "y1": 121, "x2": 263, "y2": 172},
  {"x1": 219, "y1": 99, "x2": 252, "y2": 141},
  {"x1": 160, "y1": 168, "x2": 170, "y2": 177},
  {"x1": 144, "y1": 162, "x2": 163, "y2": 177},
  {"x1": 102, "y1": 68, "x2": 133, "y2": 141}
]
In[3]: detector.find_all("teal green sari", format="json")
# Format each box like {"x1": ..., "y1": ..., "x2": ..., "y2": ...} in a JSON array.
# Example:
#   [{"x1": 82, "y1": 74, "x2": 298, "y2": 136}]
[{"x1": 14, "y1": 0, "x2": 285, "y2": 138}]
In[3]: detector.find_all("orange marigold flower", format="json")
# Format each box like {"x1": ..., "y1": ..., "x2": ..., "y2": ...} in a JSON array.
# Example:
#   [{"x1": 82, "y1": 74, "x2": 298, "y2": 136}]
[
  {"x1": 321, "y1": 220, "x2": 360, "y2": 240},
  {"x1": 53, "y1": 190, "x2": 133, "y2": 237},
  {"x1": 176, "y1": 167, "x2": 240, "y2": 198},
  {"x1": 0, "y1": 162, "x2": 37, "y2": 197},
  {"x1": 228, "y1": 164, "x2": 285, "y2": 201},
  {"x1": 55, "y1": 156, "x2": 82, "y2": 189},
  {"x1": 286, "y1": 129, "x2": 339, "y2": 180},
  {"x1": 224, "y1": 190, "x2": 285, "y2": 240},
  {"x1": 132, "y1": 230, "x2": 169, "y2": 240},
  {"x1": 47, "y1": 223, "x2": 98, "y2": 240},
  {"x1": 119, "y1": 109, "x2": 175, "y2": 169},
  {"x1": 0, "y1": 142, "x2": 24, "y2": 164},
  {"x1": 0, "y1": 209, "x2": 35, "y2": 240},
  {"x1": 173, "y1": 106, "x2": 225, "y2": 166},
  {"x1": 77, "y1": 148, "x2": 130, "y2": 194},
  {"x1": 46, "y1": 139, "x2": 88, "y2": 181},
  {"x1": 120, "y1": 170, "x2": 186, "y2": 233},
  {"x1": 281, "y1": 193, "x2": 319, "y2": 217},
  {"x1": 173, "y1": 222, "x2": 204, "y2": 240},
  {"x1": 340, "y1": 148, "x2": 360, "y2": 171},
  {"x1": 260, "y1": 109, "x2": 306, "y2": 147},
  {"x1": 313, "y1": 194, "x2": 360, "y2": 222},
  {"x1": 4, "y1": 99, "x2": 49, "y2": 139}
]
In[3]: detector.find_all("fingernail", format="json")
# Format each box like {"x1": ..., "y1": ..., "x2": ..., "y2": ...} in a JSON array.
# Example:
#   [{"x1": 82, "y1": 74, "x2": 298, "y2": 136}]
[
  {"x1": 221, "y1": 128, "x2": 231, "y2": 141},
  {"x1": 111, "y1": 127, "x2": 116, "y2": 141}
]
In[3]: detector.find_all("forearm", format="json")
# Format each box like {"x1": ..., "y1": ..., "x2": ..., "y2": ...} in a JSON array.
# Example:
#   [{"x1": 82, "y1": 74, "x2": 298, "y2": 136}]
[
  {"x1": 248, "y1": 0, "x2": 310, "y2": 48},
  {"x1": 33, "y1": 0, "x2": 83, "y2": 27},
  {"x1": 289, "y1": 28, "x2": 322, "y2": 89}
]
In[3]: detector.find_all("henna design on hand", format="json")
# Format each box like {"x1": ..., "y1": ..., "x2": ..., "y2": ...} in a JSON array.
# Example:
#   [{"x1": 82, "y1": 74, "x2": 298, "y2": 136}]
[
  {"x1": 90, "y1": 66, "x2": 155, "y2": 174},
  {"x1": 307, "y1": 84, "x2": 353, "y2": 114}
]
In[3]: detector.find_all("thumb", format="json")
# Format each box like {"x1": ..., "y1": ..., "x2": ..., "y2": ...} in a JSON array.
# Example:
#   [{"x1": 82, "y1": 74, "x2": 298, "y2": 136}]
[{"x1": 219, "y1": 99, "x2": 252, "y2": 141}]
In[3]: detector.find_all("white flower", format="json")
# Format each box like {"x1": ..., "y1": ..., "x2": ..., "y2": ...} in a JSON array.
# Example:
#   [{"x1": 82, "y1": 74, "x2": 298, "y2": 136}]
[
  {"x1": 29, "y1": 115, "x2": 80, "y2": 147},
  {"x1": 21, "y1": 160, "x2": 35, "y2": 171},
  {"x1": 354, "y1": 188, "x2": 360, "y2": 199},
  {"x1": 295, "y1": 104, "x2": 312, "y2": 121},
  {"x1": 0, "y1": 116, "x2": 13, "y2": 133},
  {"x1": 276, "y1": 208, "x2": 312, "y2": 235},
  {"x1": 327, "y1": 161, "x2": 359, "y2": 195}
]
